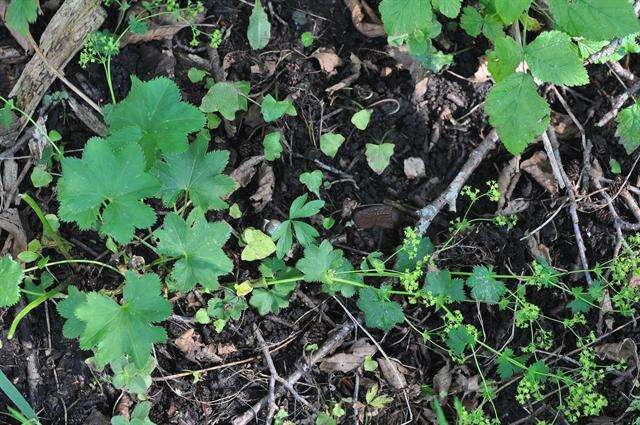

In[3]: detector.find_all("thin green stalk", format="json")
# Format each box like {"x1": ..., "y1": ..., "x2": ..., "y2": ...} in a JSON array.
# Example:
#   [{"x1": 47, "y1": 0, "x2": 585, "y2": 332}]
[
  {"x1": 8, "y1": 283, "x2": 65, "y2": 339},
  {"x1": 24, "y1": 259, "x2": 123, "y2": 275}
]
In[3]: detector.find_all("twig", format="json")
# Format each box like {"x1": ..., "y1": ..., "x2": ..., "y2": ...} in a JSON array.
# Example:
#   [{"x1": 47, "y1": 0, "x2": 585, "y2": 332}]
[
  {"x1": 417, "y1": 130, "x2": 499, "y2": 235},
  {"x1": 545, "y1": 128, "x2": 593, "y2": 285},
  {"x1": 232, "y1": 320, "x2": 355, "y2": 425},
  {"x1": 597, "y1": 79, "x2": 640, "y2": 127},
  {"x1": 254, "y1": 325, "x2": 278, "y2": 424}
]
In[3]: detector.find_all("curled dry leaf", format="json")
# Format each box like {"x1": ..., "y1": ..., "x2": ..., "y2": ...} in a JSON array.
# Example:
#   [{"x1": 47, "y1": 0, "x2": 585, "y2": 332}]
[
  {"x1": 378, "y1": 358, "x2": 407, "y2": 389},
  {"x1": 521, "y1": 151, "x2": 559, "y2": 196},
  {"x1": 250, "y1": 163, "x2": 274, "y2": 212},
  {"x1": 174, "y1": 329, "x2": 222, "y2": 363},
  {"x1": 595, "y1": 338, "x2": 638, "y2": 377},
  {"x1": 497, "y1": 156, "x2": 521, "y2": 211},
  {"x1": 319, "y1": 338, "x2": 376, "y2": 373},
  {"x1": 433, "y1": 362, "x2": 452, "y2": 400},
  {"x1": 343, "y1": 0, "x2": 385, "y2": 38},
  {"x1": 312, "y1": 47, "x2": 343, "y2": 76},
  {"x1": 404, "y1": 157, "x2": 426, "y2": 180},
  {"x1": 228, "y1": 155, "x2": 265, "y2": 194},
  {"x1": 471, "y1": 56, "x2": 490, "y2": 83},
  {"x1": 326, "y1": 53, "x2": 362, "y2": 95},
  {"x1": 217, "y1": 343, "x2": 237, "y2": 356},
  {"x1": 526, "y1": 237, "x2": 552, "y2": 264},
  {"x1": 414, "y1": 77, "x2": 429, "y2": 102}
]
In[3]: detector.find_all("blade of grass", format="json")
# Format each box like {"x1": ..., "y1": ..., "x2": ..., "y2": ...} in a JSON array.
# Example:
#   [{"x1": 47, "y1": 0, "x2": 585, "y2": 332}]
[{"x1": 0, "y1": 369, "x2": 38, "y2": 421}]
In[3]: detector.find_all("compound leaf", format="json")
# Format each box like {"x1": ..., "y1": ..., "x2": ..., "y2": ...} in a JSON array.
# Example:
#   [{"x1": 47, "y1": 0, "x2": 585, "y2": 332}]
[
  {"x1": 460, "y1": 6, "x2": 484, "y2": 37},
  {"x1": 57, "y1": 129, "x2": 159, "y2": 244},
  {"x1": 0, "y1": 256, "x2": 23, "y2": 307},
  {"x1": 357, "y1": 286, "x2": 405, "y2": 331},
  {"x1": 379, "y1": 0, "x2": 440, "y2": 44},
  {"x1": 525, "y1": 31, "x2": 588, "y2": 86},
  {"x1": 616, "y1": 101, "x2": 640, "y2": 154},
  {"x1": 154, "y1": 138, "x2": 234, "y2": 210},
  {"x1": 548, "y1": 0, "x2": 639, "y2": 40},
  {"x1": 466, "y1": 265, "x2": 506, "y2": 304},
  {"x1": 75, "y1": 272, "x2": 171, "y2": 368},
  {"x1": 250, "y1": 281, "x2": 296, "y2": 315},
  {"x1": 496, "y1": 348, "x2": 525, "y2": 380},
  {"x1": 487, "y1": 36, "x2": 523, "y2": 83},
  {"x1": 104, "y1": 77, "x2": 205, "y2": 165},
  {"x1": 485, "y1": 72, "x2": 550, "y2": 155},
  {"x1": 296, "y1": 240, "x2": 342, "y2": 284},
  {"x1": 155, "y1": 212, "x2": 232, "y2": 292},
  {"x1": 111, "y1": 402, "x2": 154, "y2": 425},
  {"x1": 289, "y1": 193, "x2": 324, "y2": 219}
]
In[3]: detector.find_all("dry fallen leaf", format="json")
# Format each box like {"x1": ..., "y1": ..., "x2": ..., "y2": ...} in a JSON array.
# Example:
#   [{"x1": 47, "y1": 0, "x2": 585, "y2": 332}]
[
  {"x1": 433, "y1": 362, "x2": 452, "y2": 400},
  {"x1": 229, "y1": 155, "x2": 265, "y2": 194},
  {"x1": 319, "y1": 339, "x2": 376, "y2": 373},
  {"x1": 250, "y1": 163, "x2": 275, "y2": 212},
  {"x1": 404, "y1": 157, "x2": 426, "y2": 180},
  {"x1": 175, "y1": 329, "x2": 222, "y2": 363},
  {"x1": 471, "y1": 56, "x2": 491, "y2": 83},
  {"x1": 217, "y1": 343, "x2": 238, "y2": 356},
  {"x1": 312, "y1": 47, "x2": 343, "y2": 76},
  {"x1": 378, "y1": 358, "x2": 407, "y2": 389},
  {"x1": 497, "y1": 156, "x2": 521, "y2": 211},
  {"x1": 343, "y1": 0, "x2": 385, "y2": 38},
  {"x1": 414, "y1": 77, "x2": 429, "y2": 101},
  {"x1": 326, "y1": 53, "x2": 362, "y2": 94},
  {"x1": 521, "y1": 151, "x2": 559, "y2": 196},
  {"x1": 595, "y1": 338, "x2": 638, "y2": 371}
]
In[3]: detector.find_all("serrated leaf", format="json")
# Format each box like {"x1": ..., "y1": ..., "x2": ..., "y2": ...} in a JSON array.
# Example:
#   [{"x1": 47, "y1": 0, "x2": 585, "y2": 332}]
[
  {"x1": 5, "y1": 0, "x2": 38, "y2": 36},
  {"x1": 299, "y1": 170, "x2": 323, "y2": 197},
  {"x1": 249, "y1": 281, "x2": 296, "y2": 315},
  {"x1": 261, "y1": 94, "x2": 297, "y2": 122},
  {"x1": 320, "y1": 133, "x2": 345, "y2": 158},
  {"x1": 365, "y1": 143, "x2": 394, "y2": 174},
  {"x1": 379, "y1": 0, "x2": 440, "y2": 44},
  {"x1": 104, "y1": 77, "x2": 205, "y2": 165},
  {"x1": 548, "y1": 0, "x2": 640, "y2": 40},
  {"x1": 75, "y1": 272, "x2": 171, "y2": 368},
  {"x1": 57, "y1": 129, "x2": 160, "y2": 244},
  {"x1": 485, "y1": 72, "x2": 550, "y2": 155},
  {"x1": 200, "y1": 81, "x2": 250, "y2": 121},
  {"x1": 57, "y1": 286, "x2": 87, "y2": 338},
  {"x1": 247, "y1": 0, "x2": 271, "y2": 50},
  {"x1": 0, "y1": 256, "x2": 23, "y2": 307},
  {"x1": 567, "y1": 287, "x2": 593, "y2": 314},
  {"x1": 154, "y1": 138, "x2": 233, "y2": 210},
  {"x1": 423, "y1": 270, "x2": 466, "y2": 303},
  {"x1": 356, "y1": 286, "x2": 405, "y2": 331},
  {"x1": 466, "y1": 265, "x2": 506, "y2": 304},
  {"x1": 242, "y1": 228, "x2": 276, "y2": 261},
  {"x1": 431, "y1": 0, "x2": 461, "y2": 18},
  {"x1": 496, "y1": 348, "x2": 525, "y2": 380},
  {"x1": 207, "y1": 290, "x2": 247, "y2": 321},
  {"x1": 495, "y1": 0, "x2": 531, "y2": 24},
  {"x1": 446, "y1": 325, "x2": 475, "y2": 356},
  {"x1": 296, "y1": 240, "x2": 342, "y2": 283},
  {"x1": 487, "y1": 36, "x2": 523, "y2": 83},
  {"x1": 111, "y1": 356, "x2": 155, "y2": 395},
  {"x1": 155, "y1": 212, "x2": 232, "y2": 292},
  {"x1": 616, "y1": 101, "x2": 640, "y2": 154},
  {"x1": 263, "y1": 131, "x2": 282, "y2": 161},
  {"x1": 525, "y1": 360, "x2": 549, "y2": 383},
  {"x1": 525, "y1": 31, "x2": 588, "y2": 86},
  {"x1": 460, "y1": 6, "x2": 484, "y2": 37}
]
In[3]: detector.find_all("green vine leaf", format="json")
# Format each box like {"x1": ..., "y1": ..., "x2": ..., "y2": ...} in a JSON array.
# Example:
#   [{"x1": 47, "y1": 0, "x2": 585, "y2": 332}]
[
  {"x1": 104, "y1": 77, "x2": 205, "y2": 165},
  {"x1": 200, "y1": 81, "x2": 250, "y2": 121},
  {"x1": 247, "y1": 0, "x2": 271, "y2": 50},
  {"x1": 0, "y1": 256, "x2": 24, "y2": 307},
  {"x1": 263, "y1": 131, "x2": 283, "y2": 161},
  {"x1": 155, "y1": 212, "x2": 232, "y2": 292},
  {"x1": 57, "y1": 128, "x2": 160, "y2": 244},
  {"x1": 485, "y1": 72, "x2": 550, "y2": 155},
  {"x1": 496, "y1": 348, "x2": 525, "y2": 380},
  {"x1": 379, "y1": 0, "x2": 440, "y2": 45},
  {"x1": 365, "y1": 143, "x2": 394, "y2": 174},
  {"x1": 111, "y1": 356, "x2": 155, "y2": 396},
  {"x1": 495, "y1": 0, "x2": 532, "y2": 24},
  {"x1": 299, "y1": 170, "x2": 323, "y2": 197},
  {"x1": 357, "y1": 286, "x2": 405, "y2": 331},
  {"x1": 154, "y1": 138, "x2": 234, "y2": 211},
  {"x1": 261, "y1": 94, "x2": 297, "y2": 122},
  {"x1": 320, "y1": 133, "x2": 345, "y2": 158},
  {"x1": 446, "y1": 325, "x2": 475, "y2": 356},
  {"x1": 487, "y1": 36, "x2": 523, "y2": 83},
  {"x1": 74, "y1": 272, "x2": 171, "y2": 368},
  {"x1": 431, "y1": 0, "x2": 461, "y2": 18},
  {"x1": 242, "y1": 228, "x2": 276, "y2": 261}
]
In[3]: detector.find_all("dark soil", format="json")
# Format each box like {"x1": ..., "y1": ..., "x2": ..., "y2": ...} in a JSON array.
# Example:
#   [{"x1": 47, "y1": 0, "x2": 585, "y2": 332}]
[{"x1": 2, "y1": 1, "x2": 640, "y2": 424}]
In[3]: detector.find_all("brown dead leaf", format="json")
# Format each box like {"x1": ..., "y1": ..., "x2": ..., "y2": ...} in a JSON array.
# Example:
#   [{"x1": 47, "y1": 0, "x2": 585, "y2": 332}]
[
  {"x1": 526, "y1": 237, "x2": 552, "y2": 264},
  {"x1": 378, "y1": 358, "x2": 407, "y2": 389},
  {"x1": 326, "y1": 53, "x2": 362, "y2": 94},
  {"x1": 341, "y1": 198, "x2": 359, "y2": 219},
  {"x1": 120, "y1": 24, "x2": 186, "y2": 46},
  {"x1": 319, "y1": 339, "x2": 376, "y2": 373},
  {"x1": 521, "y1": 151, "x2": 559, "y2": 196},
  {"x1": 413, "y1": 77, "x2": 429, "y2": 101},
  {"x1": 175, "y1": 329, "x2": 222, "y2": 363},
  {"x1": 250, "y1": 164, "x2": 274, "y2": 212},
  {"x1": 472, "y1": 56, "x2": 490, "y2": 83},
  {"x1": 343, "y1": 0, "x2": 385, "y2": 38},
  {"x1": 404, "y1": 157, "x2": 426, "y2": 180},
  {"x1": 595, "y1": 338, "x2": 638, "y2": 371},
  {"x1": 217, "y1": 343, "x2": 237, "y2": 356},
  {"x1": 229, "y1": 155, "x2": 265, "y2": 194},
  {"x1": 497, "y1": 156, "x2": 521, "y2": 211},
  {"x1": 433, "y1": 362, "x2": 452, "y2": 399},
  {"x1": 312, "y1": 48, "x2": 343, "y2": 76}
]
